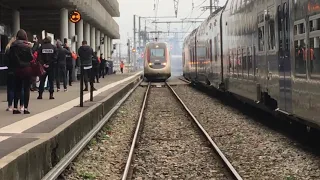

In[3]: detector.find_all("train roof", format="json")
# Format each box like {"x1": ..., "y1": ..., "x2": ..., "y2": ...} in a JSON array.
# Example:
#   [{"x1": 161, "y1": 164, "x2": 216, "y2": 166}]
[{"x1": 183, "y1": 5, "x2": 226, "y2": 44}]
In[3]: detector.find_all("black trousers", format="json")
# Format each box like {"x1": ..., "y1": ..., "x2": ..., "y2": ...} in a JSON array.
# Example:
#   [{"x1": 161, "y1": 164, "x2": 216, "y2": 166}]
[
  {"x1": 66, "y1": 65, "x2": 73, "y2": 85},
  {"x1": 120, "y1": 67, "x2": 123, "y2": 73},
  {"x1": 83, "y1": 68, "x2": 94, "y2": 89},
  {"x1": 105, "y1": 67, "x2": 109, "y2": 75},
  {"x1": 56, "y1": 64, "x2": 67, "y2": 89},
  {"x1": 14, "y1": 75, "x2": 31, "y2": 109},
  {"x1": 94, "y1": 67, "x2": 99, "y2": 82},
  {"x1": 39, "y1": 67, "x2": 54, "y2": 94},
  {"x1": 100, "y1": 66, "x2": 105, "y2": 78}
]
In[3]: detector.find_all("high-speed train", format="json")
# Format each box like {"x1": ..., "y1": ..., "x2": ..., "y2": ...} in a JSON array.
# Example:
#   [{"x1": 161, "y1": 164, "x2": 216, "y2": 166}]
[
  {"x1": 144, "y1": 42, "x2": 171, "y2": 81},
  {"x1": 183, "y1": 0, "x2": 320, "y2": 129}
]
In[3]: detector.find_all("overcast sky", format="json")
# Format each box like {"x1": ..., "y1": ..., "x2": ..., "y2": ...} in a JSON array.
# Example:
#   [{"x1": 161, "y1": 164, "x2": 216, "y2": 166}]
[{"x1": 114, "y1": 0, "x2": 227, "y2": 54}]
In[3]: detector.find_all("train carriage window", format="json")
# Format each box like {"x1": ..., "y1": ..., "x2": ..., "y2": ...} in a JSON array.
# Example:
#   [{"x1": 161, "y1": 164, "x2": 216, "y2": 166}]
[
  {"x1": 242, "y1": 47, "x2": 247, "y2": 77},
  {"x1": 258, "y1": 26, "x2": 265, "y2": 51},
  {"x1": 232, "y1": 48, "x2": 236, "y2": 74},
  {"x1": 310, "y1": 36, "x2": 320, "y2": 75},
  {"x1": 228, "y1": 49, "x2": 231, "y2": 73},
  {"x1": 248, "y1": 47, "x2": 253, "y2": 77},
  {"x1": 295, "y1": 39, "x2": 306, "y2": 74},
  {"x1": 237, "y1": 48, "x2": 242, "y2": 76},
  {"x1": 253, "y1": 46, "x2": 256, "y2": 76},
  {"x1": 190, "y1": 49, "x2": 193, "y2": 66},
  {"x1": 214, "y1": 36, "x2": 218, "y2": 61},
  {"x1": 268, "y1": 18, "x2": 275, "y2": 50},
  {"x1": 209, "y1": 39, "x2": 213, "y2": 62}
]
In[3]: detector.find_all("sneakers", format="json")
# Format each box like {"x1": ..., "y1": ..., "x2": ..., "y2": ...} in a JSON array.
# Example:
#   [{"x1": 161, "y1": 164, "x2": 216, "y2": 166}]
[
  {"x1": 13, "y1": 110, "x2": 21, "y2": 114},
  {"x1": 64, "y1": 89, "x2": 68, "y2": 92},
  {"x1": 24, "y1": 109, "x2": 30, "y2": 114},
  {"x1": 6, "y1": 107, "x2": 13, "y2": 111},
  {"x1": 13, "y1": 109, "x2": 30, "y2": 114}
]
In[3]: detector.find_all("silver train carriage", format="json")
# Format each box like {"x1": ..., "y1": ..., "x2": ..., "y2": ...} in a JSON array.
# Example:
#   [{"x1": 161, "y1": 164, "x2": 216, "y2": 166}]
[
  {"x1": 183, "y1": 0, "x2": 320, "y2": 129},
  {"x1": 144, "y1": 42, "x2": 171, "y2": 81}
]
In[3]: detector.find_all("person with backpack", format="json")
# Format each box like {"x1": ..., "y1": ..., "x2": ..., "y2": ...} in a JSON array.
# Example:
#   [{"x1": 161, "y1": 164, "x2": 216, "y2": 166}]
[
  {"x1": 78, "y1": 40, "x2": 96, "y2": 91},
  {"x1": 63, "y1": 38, "x2": 74, "y2": 86}
]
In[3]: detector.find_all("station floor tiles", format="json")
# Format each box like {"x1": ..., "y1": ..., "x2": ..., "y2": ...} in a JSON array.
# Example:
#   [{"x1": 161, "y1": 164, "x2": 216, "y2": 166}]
[{"x1": 0, "y1": 71, "x2": 142, "y2": 159}]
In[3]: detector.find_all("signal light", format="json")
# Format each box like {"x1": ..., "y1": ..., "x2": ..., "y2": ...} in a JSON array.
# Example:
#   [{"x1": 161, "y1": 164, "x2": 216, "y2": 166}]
[{"x1": 132, "y1": 48, "x2": 136, "y2": 52}]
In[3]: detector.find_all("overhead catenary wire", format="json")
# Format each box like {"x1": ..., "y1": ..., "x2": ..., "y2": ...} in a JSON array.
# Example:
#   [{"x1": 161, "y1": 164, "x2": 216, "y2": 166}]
[
  {"x1": 182, "y1": 9, "x2": 207, "y2": 38},
  {"x1": 141, "y1": 0, "x2": 209, "y2": 42}
]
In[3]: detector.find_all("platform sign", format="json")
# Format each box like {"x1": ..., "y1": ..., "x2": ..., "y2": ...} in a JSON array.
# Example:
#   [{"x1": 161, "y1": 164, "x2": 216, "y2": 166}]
[{"x1": 69, "y1": 10, "x2": 81, "y2": 23}]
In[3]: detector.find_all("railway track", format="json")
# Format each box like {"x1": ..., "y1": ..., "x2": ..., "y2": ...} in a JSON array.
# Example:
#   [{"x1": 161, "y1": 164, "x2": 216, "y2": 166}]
[
  {"x1": 122, "y1": 82, "x2": 242, "y2": 180},
  {"x1": 42, "y1": 80, "x2": 144, "y2": 180}
]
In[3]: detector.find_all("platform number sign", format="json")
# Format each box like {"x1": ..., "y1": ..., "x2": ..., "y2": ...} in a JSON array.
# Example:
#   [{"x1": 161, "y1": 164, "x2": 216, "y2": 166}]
[{"x1": 69, "y1": 10, "x2": 81, "y2": 23}]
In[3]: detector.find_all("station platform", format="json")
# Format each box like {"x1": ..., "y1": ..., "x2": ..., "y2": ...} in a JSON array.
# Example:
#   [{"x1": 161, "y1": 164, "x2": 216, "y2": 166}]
[{"x1": 0, "y1": 71, "x2": 143, "y2": 179}]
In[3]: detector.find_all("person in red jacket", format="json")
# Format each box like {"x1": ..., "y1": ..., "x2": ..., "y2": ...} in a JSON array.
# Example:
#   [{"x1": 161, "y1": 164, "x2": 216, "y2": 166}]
[{"x1": 120, "y1": 61, "x2": 124, "y2": 74}]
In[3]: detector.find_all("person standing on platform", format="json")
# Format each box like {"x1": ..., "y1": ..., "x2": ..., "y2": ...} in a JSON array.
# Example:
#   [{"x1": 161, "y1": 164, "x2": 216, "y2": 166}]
[
  {"x1": 100, "y1": 53, "x2": 106, "y2": 78},
  {"x1": 105, "y1": 57, "x2": 110, "y2": 75},
  {"x1": 120, "y1": 60, "x2": 124, "y2": 74},
  {"x1": 56, "y1": 40, "x2": 71, "y2": 92},
  {"x1": 7, "y1": 29, "x2": 33, "y2": 114},
  {"x1": 78, "y1": 40, "x2": 96, "y2": 91},
  {"x1": 30, "y1": 36, "x2": 40, "y2": 92},
  {"x1": 37, "y1": 36, "x2": 58, "y2": 100},
  {"x1": 4, "y1": 37, "x2": 24, "y2": 112},
  {"x1": 92, "y1": 52, "x2": 100, "y2": 83},
  {"x1": 63, "y1": 38, "x2": 74, "y2": 86}
]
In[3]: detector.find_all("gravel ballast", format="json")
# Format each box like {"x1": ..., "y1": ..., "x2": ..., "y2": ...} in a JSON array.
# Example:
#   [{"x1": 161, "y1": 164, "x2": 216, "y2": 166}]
[
  {"x1": 173, "y1": 85, "x2": 320, "y2": 180},
  {"x1": 62, "y1": 86, "x2": 146, "y2": 180},
  {"x1": 132, "y1": 87, "x2": 229, "y2": 180}
]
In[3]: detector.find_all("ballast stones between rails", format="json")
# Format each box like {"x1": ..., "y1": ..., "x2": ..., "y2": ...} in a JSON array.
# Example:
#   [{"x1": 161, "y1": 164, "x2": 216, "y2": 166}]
[{"x1": 123, "y1": 82, "x2": 241, "y2": 180}]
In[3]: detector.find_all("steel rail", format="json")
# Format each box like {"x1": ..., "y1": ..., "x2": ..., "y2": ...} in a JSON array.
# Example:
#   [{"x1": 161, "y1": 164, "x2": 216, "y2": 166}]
[
  {"x1": 121, "y1": 82, "x2": 150, "y2": 180},
  {"x1": 178, "y1": 77, "x2": 191, "y2": 84},
  {"x1": 166, "y1": 82, "x2": 243, "y2": 180},
  {"x1": 42, "y1": 79, "x2": 143, "y2": 180}
]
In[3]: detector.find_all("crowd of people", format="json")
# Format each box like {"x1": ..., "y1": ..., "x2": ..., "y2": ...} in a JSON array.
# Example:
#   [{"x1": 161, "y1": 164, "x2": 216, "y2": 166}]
[{"x1": 4, "y1": 29, "x2": 111, "y2": 114}]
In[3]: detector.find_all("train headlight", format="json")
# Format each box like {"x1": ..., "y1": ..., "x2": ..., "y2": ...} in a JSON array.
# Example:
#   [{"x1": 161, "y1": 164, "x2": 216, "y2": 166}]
[
  {"x1": 162, "y1": 63, "x2": 167, "y2": 65},
  {"x1": 148, "y1": 63, "x2": 152, "y2": 66}
]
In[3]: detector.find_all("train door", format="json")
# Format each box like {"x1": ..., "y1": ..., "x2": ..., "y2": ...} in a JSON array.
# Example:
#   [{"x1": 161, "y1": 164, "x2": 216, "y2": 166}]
[{"x1": 277, "y1": 0, "x2": 292, "y2": 112}]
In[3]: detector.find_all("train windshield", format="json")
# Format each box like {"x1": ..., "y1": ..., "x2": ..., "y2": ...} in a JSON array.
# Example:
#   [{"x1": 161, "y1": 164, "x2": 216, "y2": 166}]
[
  {"x1": 197, "y1": 47, "x2": 206, "y2": 58},
  {"x1": 150, "y1": 48, "x2": 165, "y2": 57}
]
